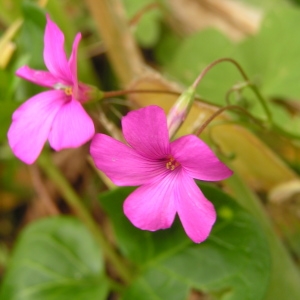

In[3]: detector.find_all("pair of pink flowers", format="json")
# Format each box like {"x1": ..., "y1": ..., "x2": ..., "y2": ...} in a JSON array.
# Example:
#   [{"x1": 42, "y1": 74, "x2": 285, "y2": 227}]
[{"x1": 8, "y1": 16, "x2": 232, "y2": 243}]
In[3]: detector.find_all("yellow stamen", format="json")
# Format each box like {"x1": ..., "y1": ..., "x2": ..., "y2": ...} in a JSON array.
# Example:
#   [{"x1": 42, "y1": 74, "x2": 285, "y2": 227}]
[
  {"x1": 64, "y1": 87, "x2": 73, "y2": 96},
  {"x1": 166, "y1": 156, "x2": 180, "y2": 171}
]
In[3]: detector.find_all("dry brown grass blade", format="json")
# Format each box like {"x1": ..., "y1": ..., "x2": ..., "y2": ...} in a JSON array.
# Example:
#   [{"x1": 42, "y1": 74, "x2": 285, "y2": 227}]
[{"x1": 165, "y1": 0, "x2": 262, "y2": 41}]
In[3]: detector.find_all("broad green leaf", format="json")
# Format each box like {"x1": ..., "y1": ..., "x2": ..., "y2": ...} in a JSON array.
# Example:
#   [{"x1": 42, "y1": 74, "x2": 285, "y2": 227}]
[
  {"x1": 155, "y1": 28, "x2": 182, "y2": 65},
  {"x1": 135, "y1": 11, "x2": 161, "y2": 48},
  {"x1": 236, "y1": 8, "x2": 300, "y2": 133},
  {"x1": 237, "y1": 8, "x2": 300, "y2": 99},
  {"x1": 163, "y1": 7, "x2": 300, "y2": 101},
  {"x1": 163, "y1": 8, "x2": 300, "y2": 135},
  {"x1": 0, "y1": 217, "x2": 108, "y2": 300},
  {"x1": 226, "y1": 174, "x2": 300, "y2": 300},
  {"x1": 123, "y1": 270, "x2": 188, "y2": 300},
  {"x1": 99, "y1": 184, "x2": 271, "y2": 300}
]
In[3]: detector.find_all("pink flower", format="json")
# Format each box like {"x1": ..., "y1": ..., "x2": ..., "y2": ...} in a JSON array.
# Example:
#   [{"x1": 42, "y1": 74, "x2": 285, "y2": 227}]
[
  {"x1": 8, "y1": 15, "x2": 94, "y2": 164},
  {"x1": 90, "y1": 105, "x2": 233, "y2": 243}
]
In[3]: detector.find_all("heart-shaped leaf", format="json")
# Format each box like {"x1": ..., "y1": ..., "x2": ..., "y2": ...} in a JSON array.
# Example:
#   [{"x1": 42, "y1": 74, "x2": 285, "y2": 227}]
[
  {"x1": 99, "y1": 184, "x2": 271, "y2": 300},
  {"x1": 0, "y1": 217, "x2": 108, "y2": 300}
]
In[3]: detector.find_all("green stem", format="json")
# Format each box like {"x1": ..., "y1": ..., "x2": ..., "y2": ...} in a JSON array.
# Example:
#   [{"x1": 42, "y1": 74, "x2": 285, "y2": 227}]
[
  {"x1": 225, "y1": 81, "x2": 251, "y2": 105},
  {"x1": 192, "y1": 58, "x2": 273, "y2": 123},
  {"x1": 191, "y1": 58, "x2": 300, "y2": 141},
  {"x1": 107, "y1": 278, "x2": 126, "y2": 293},
  {"x1": 192, "y1": 58, "x2": 247, "y2": 88},
  {"x1": 38, "y1": 151, "x2": 133, "y2": 284},
  {"x1": 249, "y1": 83, "x2": 273, "y2": 123},
  {"x1": 103, "y1": 88, "x2": 212, "y2": 106},
  {"x1": 129, "y1": 2, "x2": 161, "y2": 26},
  {"x1": 103, "y1": 89, "x2": 181, "y2": 99},
  {"x1": 194, "y1": 104, "x2": 264, "y2": 136}
]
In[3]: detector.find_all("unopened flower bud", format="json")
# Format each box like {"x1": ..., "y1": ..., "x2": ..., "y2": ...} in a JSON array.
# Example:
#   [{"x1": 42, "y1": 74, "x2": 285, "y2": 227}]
[
  {"x1": 167, "y1": 85, "x2": 196, "y2": 137},
  {"x1": 78, "y1": 83, "x2": 104, "y2": 103}
]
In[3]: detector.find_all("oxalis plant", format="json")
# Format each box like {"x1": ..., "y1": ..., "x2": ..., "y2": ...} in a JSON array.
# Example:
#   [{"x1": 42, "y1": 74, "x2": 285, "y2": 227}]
[{"x1": 1, "y1": 1, "x2": 300, "y2": 300}]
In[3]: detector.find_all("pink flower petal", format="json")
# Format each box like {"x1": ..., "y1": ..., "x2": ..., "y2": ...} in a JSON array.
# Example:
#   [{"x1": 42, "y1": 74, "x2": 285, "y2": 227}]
[
  {"x1": 123, "y1": 173, "x2": 178, "y2": 231},
  {"x1": 90, "y1": 134, "x2": 166, "y2": 186},
  {"x1": 7, "y1": 90, "x2": 66, "y2": 164},
  {"x1": 122, "y1": 106, "x2": 170, "y2": 159},
  {"x1": 16, "y1": 66, "x2": 58, "y2": 88},
  {"x1": 171, "y1": 135, "x2": 233, "y2": 181},
  {"x1": 43, "y1": 15, "x2": 72, "y2": 83},
  {"x1": 175, "y1": 173, "x2": 216, "y2": 243},
  {"x1": 48, "y1": 99, "x2": 94, "y2": 151},
  {"x1": 68, "y1": 33, "x2": 81, "y2": 93}
]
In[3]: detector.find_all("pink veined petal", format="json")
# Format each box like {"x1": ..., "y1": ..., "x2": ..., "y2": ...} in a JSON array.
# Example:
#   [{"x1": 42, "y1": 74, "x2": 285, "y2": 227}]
[
  {"x1": 122, "y1": 105, "x2": 170, "y2": 159},
  {"x1": 175, "y1": 173, "x2": 216, "y2": 243},
  {"x1": 7, "y1": 90, "x2": 66, "y2": 164},
  {"x1": 48, "y1": 98, "x2": 94, "y2": 151},
  {"x1": 171, "y1": 135, "x2": 233, "y2": 181},
  {"x1": 123, "y1": 173, "x2": 178, "y2": 231},
  {"x1": 43, "y1": 15, "x2": 72, "y2": 83},
  {"x1": 90, "y1": 134, "x2": 166, "y2": 186},
  {"x1": 16, "y1": 66, "x2": 58, "y2": 88},
  {"x1": 68, "y1": 33, "x2": 81, "y2": 94}
]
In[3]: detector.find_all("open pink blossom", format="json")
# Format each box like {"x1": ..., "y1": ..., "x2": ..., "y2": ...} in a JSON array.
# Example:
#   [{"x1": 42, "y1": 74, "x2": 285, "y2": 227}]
[
  {"x1": 90, "y1": 105, "x2": 233, "y2": 243},
  {"x1": 8, "y1": 15, "x2": 94, "y2": 164}
]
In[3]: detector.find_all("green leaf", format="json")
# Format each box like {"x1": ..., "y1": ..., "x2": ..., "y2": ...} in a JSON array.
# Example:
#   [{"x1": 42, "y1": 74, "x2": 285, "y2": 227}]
[
  {"x1": 237, "y1": 8, "x2": 300, "y2": 99},
  {"x1": 164, "y1": 29, "x2": 239, "y2": 106},
  {"x1": 0, "y1": 102, "x2": 19, "y2": 142},
  {"x1": 99, "y1": 184, "x2": 271, "y2": 300},
  {"x1": 0, "y1": 70, "x2": 14, "y2": 100},
  {"x1": 13, "y1": 2, "x2": 47, "y2": 100},
  {"x1": 232, "y1": 7, "x2": 300, "y2": 135},
  {"x1": 163, "y1": 8, "x2": 300, "y2": 135},
  {"x1": 135, "y1": 13, "x2": 161, "y2": 48},
  {"x1": 0, "y1": 0, "x2": 23, "y2": 25},
  {"x1": 123, "y1": 0, "x2": 162, "y2": 47},
  {"x1": 18, "y1": 1, "x2": 46, "y2": 69},
  {"x1": 0, "y1": 217, "x2": 109, "y2": 300}
]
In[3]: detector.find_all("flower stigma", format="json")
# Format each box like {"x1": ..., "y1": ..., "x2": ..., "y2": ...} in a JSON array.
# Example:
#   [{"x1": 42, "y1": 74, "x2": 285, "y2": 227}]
[
  {"x1": 64, "y1": 87, "x2": 73, "y2": 96},
  {"x1": 166, "y1": 156, "x2": 180, "y2": 171}
]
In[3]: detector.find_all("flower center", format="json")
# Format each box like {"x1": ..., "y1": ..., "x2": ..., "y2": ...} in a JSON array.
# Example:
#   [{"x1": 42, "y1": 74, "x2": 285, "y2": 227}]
[
  {"x1": 166, "y1": 156, "x2": 180, "y2": 171},
  {"x1": 53, "y1": 83, "x2": 73, "y2": 97},
  {"x1": 64, "y1": 87, "x2": 73, "y2": 96}
]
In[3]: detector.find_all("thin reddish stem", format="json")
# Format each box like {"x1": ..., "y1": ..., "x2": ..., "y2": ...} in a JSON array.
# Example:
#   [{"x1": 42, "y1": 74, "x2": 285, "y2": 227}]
[
  {"x1": 102, "y1": 89, "x2": 212, "y2": 105},
  {"x1": 129, "y1": 2, "x2": 161, "y2": 26},
  {"x1": 192, "y1": 57, "x2": 249, "y2": 89},
  {"x1": 194, "y1": 105, "x2": 264, "y2": 136}
]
